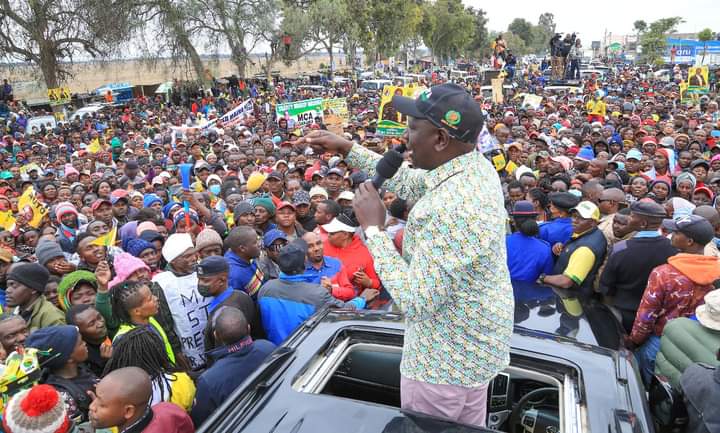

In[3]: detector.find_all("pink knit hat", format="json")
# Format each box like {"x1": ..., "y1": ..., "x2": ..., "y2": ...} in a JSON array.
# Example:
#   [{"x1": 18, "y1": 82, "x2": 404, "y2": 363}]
[
  {"x1": 54, "y1": 202, "x2": 78, "y2": 224},
  {"x1": 136, "y1": 221, "x2": 157, "y2": 236},
  {"x1": 109, "y1": 253, "x2": 150, "y2": 289},
  {"x1": 64, "y1": 164, "x2": 79, "y2": 177}
]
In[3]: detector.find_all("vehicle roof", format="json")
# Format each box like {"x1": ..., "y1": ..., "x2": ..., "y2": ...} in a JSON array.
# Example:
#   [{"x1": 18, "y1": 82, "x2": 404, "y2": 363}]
[{"x1": 200, "y1": 309, "x2": 650, "y2": 433}]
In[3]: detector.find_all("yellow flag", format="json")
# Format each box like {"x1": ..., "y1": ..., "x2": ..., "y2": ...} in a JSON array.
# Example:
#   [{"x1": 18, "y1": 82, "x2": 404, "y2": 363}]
[
  {"x1": 88, "y1": 138, "x2": 102, "y2": 154},
  {"x1": 91, "y1": 226, "x2": 117, "y2": 247},
  {"x1": 0, "y1": 210, "x2": 15, "y2": 231},
  {"x1": 18, "y1": 186, "x2": 48, "y2": 228}
]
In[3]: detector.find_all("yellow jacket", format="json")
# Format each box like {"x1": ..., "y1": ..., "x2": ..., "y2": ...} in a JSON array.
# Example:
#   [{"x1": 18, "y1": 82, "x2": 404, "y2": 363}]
[{"x1": 586, "y1": 99, "x2": 606, "y2": 117}]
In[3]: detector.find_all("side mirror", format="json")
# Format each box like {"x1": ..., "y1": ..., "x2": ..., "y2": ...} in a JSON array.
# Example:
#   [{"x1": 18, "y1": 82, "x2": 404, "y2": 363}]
[{"x1": 648, "y1": 375, "x2": 688, "y2": 432}]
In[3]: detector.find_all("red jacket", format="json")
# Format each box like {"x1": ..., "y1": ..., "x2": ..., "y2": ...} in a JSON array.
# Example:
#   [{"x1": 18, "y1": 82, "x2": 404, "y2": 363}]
[
  {"x1": 323, "y1": 235, "x2": 381, "y2": 290},
  {"x1": 629, "y1": 254, "x2": 720, "y2": 345},
  {"x1": 142, "y1": 402, "x2": 194, "y2": 433}
]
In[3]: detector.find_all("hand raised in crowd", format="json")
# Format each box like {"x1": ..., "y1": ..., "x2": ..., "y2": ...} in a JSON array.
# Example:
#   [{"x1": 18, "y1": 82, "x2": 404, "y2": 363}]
[
  {"x1": 360, "y1": 288, "x2": 380, "y2": 302},
  {"x1": 353, "y1": 181, "x2": 387, "y2": 230},
  {"x1": 95, "y1": 260, "x2": 112, "y2": 291},
  {"x1": 182, "y1": 190, "x2": 197, "y2": 204},
  {"x1": 100, "y1": 337, "x2": 113, "y2": 359},
  {"x1": 552, "y1": 242, "x2": 564, "y2": 256},
  {"x1": 300, "y1": 130, "x2": 353, "y2": 157}
]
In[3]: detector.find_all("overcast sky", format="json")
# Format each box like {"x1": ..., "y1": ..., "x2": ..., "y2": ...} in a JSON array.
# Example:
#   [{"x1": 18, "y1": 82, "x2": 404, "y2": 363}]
[{"x1": 464, "y1": 0, "x2": 719, "y2": 43}]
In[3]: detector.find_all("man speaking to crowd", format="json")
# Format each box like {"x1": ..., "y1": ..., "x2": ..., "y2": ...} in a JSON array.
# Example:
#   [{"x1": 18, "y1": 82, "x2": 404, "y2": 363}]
[{"x1": 303, "y1": 83, "x2": 513, "y2": 427}]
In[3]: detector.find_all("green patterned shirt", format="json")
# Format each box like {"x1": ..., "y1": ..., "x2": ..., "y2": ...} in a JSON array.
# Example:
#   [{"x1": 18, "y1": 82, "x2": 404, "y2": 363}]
[{"x1": 347, "y1": 144, "x2": 514, "y2": 386}]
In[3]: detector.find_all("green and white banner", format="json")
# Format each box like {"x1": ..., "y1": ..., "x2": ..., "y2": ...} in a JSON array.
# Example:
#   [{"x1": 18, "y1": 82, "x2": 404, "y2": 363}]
[{"x1": 276, "y1": 98, "x2": 324, "y2": 127}]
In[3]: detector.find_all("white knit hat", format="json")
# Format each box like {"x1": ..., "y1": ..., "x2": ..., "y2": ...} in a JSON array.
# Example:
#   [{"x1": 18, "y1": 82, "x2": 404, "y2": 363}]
[
  {"x1": 3, "y1": 384, "x2": 71, "y2": 433},
  {"x1": 162, "y1": 233, "x2": 194, "y2": 263}
]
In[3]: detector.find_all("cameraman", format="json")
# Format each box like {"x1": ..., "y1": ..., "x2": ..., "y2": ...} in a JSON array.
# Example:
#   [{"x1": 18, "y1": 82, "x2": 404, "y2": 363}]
[
  {"x1": 560, "y1": 33, "x2": 577, "y2": 80},
  {"x1": 549, "y1": 34, "x2": 564, "y2": 80},
  {"x1": 566, "y1": 38, "x2": 582, "y2": 80}
]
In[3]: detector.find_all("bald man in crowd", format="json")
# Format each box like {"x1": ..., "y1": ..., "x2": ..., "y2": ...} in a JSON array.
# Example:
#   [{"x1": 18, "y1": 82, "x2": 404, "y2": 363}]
[
  {"x1": 89, "y1": 367, "x2": 194, "y2": 433},
  {"x1": 597, "y1": 188, "x2": 626, "y2": 243},
  {"x1": 191, "y1": 307, "x2": 275, "y2": 426}
]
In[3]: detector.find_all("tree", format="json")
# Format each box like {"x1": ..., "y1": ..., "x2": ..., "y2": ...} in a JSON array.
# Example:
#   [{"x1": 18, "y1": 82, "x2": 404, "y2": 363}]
[
  {"x1": 420, "y1": 0, "x2": 475, "y2": 64},
  {"x1": 633, "y1": 20, "x2": 647, "y2": 55},
  {"x1": 129, "y1": 0, "x2": 210, "y2": 87},
  {"x1": 465, "y1": 7, "x2": 489, "y2": 59},
  {"x1": 508, "y1": 18, "x2": 534, "y2": 46},
  {"x1": 0, "y1": 0, "x2": 133, "y2": 89},
  {"x1": 501, "y1": 31, "x2": 527, "y2": 56},
  {"x1": 698, "y1": 28, "x2": 714, "y2": 65},
  {"x1": 633, "y1": 20, "x2": 647, "y2": 34},
  {"x1": 186, "y1": 0, "x2": 277, "y2": 78},
  {"x1": 353, "y1": 0, "x2": 423, "y2": 64},
  {"x1": 257, "y1": 3, "x2": 319, "y2": 81},
  {"x1": 308, "y1": 0, "x2": 350, "y2": 78},
  {"x1": 639, "y1": 17, "x2": 683, "y2": 65},
  {"x1": 538, "y1": 12, "x2": 555, "y2": 35},
  {"x1": 529, "y1": 12, "x2": 556, "y2": 55}
]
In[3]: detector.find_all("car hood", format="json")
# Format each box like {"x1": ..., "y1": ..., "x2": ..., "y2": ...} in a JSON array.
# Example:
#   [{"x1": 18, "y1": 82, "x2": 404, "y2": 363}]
[{"x1": 512, "y1": 280, "x2": 622, "y2": 350}]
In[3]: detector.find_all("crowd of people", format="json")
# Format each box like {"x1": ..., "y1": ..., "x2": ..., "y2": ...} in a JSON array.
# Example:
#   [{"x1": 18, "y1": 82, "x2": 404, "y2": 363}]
[{"x1": 0, "y1": 53, "x2": 716, "y2": 432}]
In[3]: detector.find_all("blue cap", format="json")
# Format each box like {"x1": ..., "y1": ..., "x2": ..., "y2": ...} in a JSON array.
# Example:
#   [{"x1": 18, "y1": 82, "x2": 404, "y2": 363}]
[
  {"x1": 263, "y1": 229, "x2": 288, "y2": 248},
  {"x1": 143, "y1": 193, "x2": 163, "y2": 208},
  {"x1": 576, "y1": 146, "x2": 595, "y2": 161},
  {"x1": 198, "y1": 255, "x2": 229, "y2": 276},
  {"x1": 509, "y1": 200, "x2": 538, "y2": 217},
  {"x1": 626, "y1": 149, "x2": 643, "y2": 161}
]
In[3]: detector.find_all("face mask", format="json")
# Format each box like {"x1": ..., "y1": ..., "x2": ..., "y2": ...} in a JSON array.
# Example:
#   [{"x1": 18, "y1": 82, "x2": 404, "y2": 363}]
[
  {"x1": 197, "y1": 283, "x2": 212, "y2": 297},
  {"x1": 209, "y1": 185, "x2": 221, "y2": 196}
]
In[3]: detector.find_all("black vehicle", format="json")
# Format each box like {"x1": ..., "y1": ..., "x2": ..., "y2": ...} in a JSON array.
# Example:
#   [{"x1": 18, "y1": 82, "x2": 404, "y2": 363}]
[{"x1": 199, "y1": 285, "x2": 653, "y2": 433}]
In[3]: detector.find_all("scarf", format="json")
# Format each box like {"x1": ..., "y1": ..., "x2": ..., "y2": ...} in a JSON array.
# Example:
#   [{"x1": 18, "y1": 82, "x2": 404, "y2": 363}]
[{"x1": 59, "y1": 223, "x2": 77, "y2": 243}]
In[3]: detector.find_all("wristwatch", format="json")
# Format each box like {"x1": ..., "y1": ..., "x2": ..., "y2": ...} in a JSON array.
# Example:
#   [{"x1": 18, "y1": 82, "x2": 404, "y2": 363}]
[
  {"x1": 364, "y1": 225, "x2": 383, "y2": 239},
  {"x1": 537, "y1": 273, "x2": 547, "y2": 285}
]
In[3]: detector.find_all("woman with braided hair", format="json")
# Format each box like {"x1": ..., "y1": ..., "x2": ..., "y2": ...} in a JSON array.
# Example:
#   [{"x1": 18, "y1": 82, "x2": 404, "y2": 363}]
[
  {"x1": 103, "y1": 327, "x2": 196, "y2": 413},
  {"x1": 109, "y1": 281, "x2": 176, "y2": 364}
]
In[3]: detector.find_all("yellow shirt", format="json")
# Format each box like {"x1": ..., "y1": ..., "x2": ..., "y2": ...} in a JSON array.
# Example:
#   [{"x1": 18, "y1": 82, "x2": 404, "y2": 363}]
[{"x1": 586, "y1": 99, "x2": 606, "y2": 117}]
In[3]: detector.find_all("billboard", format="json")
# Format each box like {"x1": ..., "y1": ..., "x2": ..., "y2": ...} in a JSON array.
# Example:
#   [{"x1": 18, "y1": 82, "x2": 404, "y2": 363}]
[{"x1": 665, "y1": 38, "x2": 720, "y2": 65}]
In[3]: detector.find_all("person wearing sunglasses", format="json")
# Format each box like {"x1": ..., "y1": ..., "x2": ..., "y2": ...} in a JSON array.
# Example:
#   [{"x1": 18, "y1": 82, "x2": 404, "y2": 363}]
[{"x1": 256, "y1": 229, "x2": 288, "y2": 282}]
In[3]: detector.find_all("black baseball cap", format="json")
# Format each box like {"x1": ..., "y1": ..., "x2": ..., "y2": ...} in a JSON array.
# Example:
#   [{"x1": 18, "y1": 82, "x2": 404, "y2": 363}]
[
  {"x1": 662, "y1": 215, "x2": 715, "y2": 245},
  {"x1": 391, "y1": 83, "x2": 484, "y2": 144}
]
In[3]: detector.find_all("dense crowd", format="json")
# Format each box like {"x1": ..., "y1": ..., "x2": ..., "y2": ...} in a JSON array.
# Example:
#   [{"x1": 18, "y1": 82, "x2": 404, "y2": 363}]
[{"x1": 0, "y1": 58, "x2": 717, "y2": 432}]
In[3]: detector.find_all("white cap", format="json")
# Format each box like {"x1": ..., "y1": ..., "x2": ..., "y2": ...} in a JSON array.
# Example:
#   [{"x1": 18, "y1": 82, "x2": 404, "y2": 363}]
[
  {"x1": 322, "y1": 218, "x2": 357, "y2": 234},
  {"x1": 207, "y1": 174, "x2": 222, "y2": 185},
  {"x1": 309, "y1": 186, "x2": 328, "y2": 200},
  {"x1": 162, "y1": 233, "x2": 194, "y2": 263},
  {"x1": 338, "y1": 191, "x2": 355, "y2": 201}
]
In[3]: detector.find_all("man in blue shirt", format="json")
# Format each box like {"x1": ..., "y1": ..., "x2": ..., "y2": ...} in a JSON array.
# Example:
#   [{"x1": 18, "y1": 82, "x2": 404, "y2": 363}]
[
  {"x1": 540, "y1": 192, "x2": 580, "y2": 251},
  {"x1": 301, "y1": 232, "x2": 356, "y2": 300},
  {"x1": 224, "y1": 226, "x2": 264, "y2": 298}
]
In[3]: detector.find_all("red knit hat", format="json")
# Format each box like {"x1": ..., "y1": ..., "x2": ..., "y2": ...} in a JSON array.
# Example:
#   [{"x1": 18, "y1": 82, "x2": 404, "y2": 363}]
[{"x1": 3, "y1": 384, "x2": 71, "y2": 433}]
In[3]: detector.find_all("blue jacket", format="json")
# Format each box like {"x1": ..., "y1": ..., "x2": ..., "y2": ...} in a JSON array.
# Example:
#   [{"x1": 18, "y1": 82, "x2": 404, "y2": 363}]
[
  {"x1": 506, "y1": 233, "x2": 554, "y2": 281},
  {"x1": 191, "y1": 337, "x2": 276, "y2": 426},
  {"x1": 539, "y1": 217, "x2": 573, "y2": 246},
  {"x1": 257, "y1": 274, "x2": 365, "y2": 345},
  {"x1": 225, "y1": 250, "x2": 260, "y2": 296}
]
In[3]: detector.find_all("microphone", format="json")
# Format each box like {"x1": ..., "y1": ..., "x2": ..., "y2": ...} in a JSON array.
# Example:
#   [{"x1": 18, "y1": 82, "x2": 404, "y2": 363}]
[{"x1": 371, "y1": 144, "x2": 406, "y2": 190}]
